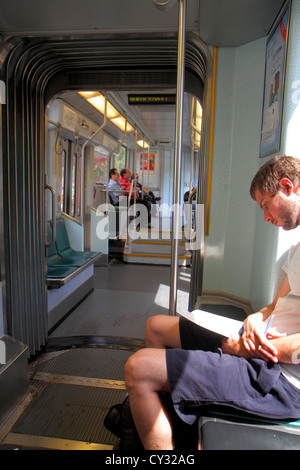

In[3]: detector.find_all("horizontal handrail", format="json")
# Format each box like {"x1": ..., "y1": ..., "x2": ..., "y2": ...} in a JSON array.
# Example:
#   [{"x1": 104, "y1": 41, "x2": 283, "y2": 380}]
[{"x1": 61, "y1": 211, "x2": 83, "y2": 226}]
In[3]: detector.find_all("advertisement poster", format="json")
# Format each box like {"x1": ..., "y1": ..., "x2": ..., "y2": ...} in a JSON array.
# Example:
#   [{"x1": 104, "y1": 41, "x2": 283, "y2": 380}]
[
  {"x1": 140, "y1": 153, "x2": 155, "y2": 173},
  {"x1": 260, "y1": 5, "x2": 289, "y2": 157}
]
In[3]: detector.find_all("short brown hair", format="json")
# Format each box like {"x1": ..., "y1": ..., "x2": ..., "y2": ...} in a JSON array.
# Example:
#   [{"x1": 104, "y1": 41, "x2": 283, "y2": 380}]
[{"x1": 250, "y1": 155, "x2": 300, "y2": 199}]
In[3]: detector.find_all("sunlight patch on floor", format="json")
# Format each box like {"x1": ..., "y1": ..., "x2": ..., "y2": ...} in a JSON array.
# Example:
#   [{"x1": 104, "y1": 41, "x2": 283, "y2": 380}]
[{"x1": 154, "y1": 283, "x2": 189, "y2": 313}]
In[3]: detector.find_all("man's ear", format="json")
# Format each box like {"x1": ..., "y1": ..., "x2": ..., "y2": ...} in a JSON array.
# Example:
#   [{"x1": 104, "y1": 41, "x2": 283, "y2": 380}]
[{"x1": 279, "y1": 177, "x2": 294, "y2": 195}]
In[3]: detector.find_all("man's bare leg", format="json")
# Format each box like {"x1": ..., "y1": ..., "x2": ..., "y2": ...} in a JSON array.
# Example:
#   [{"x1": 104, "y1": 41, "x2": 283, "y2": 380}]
[
  {"x1": 125, "y1": 348, "x2": 173, "y2": 450},
  {"x1": 145, "y1": 315, "x2": 181, "y2": 349}
]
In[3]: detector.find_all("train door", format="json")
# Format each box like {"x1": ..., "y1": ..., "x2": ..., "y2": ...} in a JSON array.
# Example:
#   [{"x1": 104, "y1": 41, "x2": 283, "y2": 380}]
[{"x1": 0, "y1": 31, "x2": 212, "y2": 356}]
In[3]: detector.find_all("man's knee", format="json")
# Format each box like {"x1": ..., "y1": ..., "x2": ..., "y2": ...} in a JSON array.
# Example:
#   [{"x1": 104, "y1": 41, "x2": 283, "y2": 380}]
[
  {"x1": 145, "y1": 315, "x2": 165, "y2": 347},
  {"x1": 125, "y1": 348, "x2": 168, "y2": 393},
  {"x1": 145, "y1": 315, "x2": 180, "y2": 349},
  {"x1": 125, "y1": 349, "x2": 149, "y2": 390}
]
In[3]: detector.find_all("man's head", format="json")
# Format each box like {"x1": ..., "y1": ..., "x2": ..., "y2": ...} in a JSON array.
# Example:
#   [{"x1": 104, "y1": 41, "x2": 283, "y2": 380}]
[
  {"x1": 120, "y1": 168, "x2": 131, "y2": 179},
  {"x1": 250, "y1": 155, "x2": 300, "y2": 230},
  {"x1": 109, "y1": 168, "x2": 119, "y2": 181}
]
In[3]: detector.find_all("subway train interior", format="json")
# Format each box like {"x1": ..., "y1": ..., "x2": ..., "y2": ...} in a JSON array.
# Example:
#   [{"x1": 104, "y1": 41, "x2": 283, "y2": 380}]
[{"x1": 0, "y1": 0, "x2": 300, "y2": 451}]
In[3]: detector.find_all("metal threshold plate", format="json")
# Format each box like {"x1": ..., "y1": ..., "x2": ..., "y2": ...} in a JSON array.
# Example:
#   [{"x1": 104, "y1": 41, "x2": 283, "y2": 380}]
[
  {"x1": 3, "y1": 433, "x2": 113, "y2": 450},
  {"x1": 33, "y1": 371, "x2": 126, "y2": 390}
]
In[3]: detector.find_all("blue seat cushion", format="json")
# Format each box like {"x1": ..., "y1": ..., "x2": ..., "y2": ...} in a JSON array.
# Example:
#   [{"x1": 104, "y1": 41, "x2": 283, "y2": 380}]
[{"x1": 47, "y1": 253, "x2": 87, "y2": 267}]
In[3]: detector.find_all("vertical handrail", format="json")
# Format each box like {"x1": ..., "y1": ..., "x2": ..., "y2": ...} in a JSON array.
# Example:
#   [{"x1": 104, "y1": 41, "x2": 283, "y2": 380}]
[
  {"x1": 45, "y1": 183, "x2": 56, "y2": 247},
  {"x1": 169, "y1": 0, "x2": 186, "y2": 316},
  {"x1": 146, "y1": 145, "x2": 150, "y2": 193},
  {"x1": 206, "y1": 46, "x2": 218, "y2": 236},
  {"x1": 82, "y1": 93, "x2": 107, "y2": 218},
  {"x1": 105, "y1": 114, "x2": 128, "y2": 206},
  {"x1": 133, "y1": 128, "x2": 138, "y2": 197},
  {"x1": 127, "y1": 180, "x2": 133, "y2": 245},
  {"x1": 141, "y1": 140, "x2": 145, "y2": 190},
  {"x1": 189, "y1": 96, "x2": 195, "y2": 196},
  {"x1": 189, "y1": 145, "x2": 195, "y2": 196},
  {"x1": 140, "y1": 138, "x2": 150, "y2": 194},
  {"x1": 125, "y1": 131, "x2": 139, "y2": 248}
]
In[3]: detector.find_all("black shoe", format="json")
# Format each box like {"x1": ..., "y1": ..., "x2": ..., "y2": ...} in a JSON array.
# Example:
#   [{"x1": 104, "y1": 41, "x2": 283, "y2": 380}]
[
  {"x1": 104, "y1": 396, "x2": 144, "y2": 451},
  {"x1": 104, "y1": 403, "x2": 122, "y2": 438}
]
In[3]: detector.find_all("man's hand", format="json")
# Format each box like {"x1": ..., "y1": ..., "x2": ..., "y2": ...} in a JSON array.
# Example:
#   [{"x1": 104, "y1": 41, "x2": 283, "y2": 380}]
[
  {"x1": 221, "y1": 329, "x2": 281, "y2": 363},
  {"x1": 221, "y1": 334, "x2": 256, "y2": 359},
  {"x1": 241, "y1": 312, "x2": 287, "y2": 362}
]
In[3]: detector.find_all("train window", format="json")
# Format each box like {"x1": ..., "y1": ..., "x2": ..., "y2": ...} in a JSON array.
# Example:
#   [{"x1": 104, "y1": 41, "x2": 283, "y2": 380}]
[
  {"x1": 59, "y1": 141, "x2": 82, "y2": 221},
  {"x1": 94, "y1": 146, "x2": 108, "y2": 184},
  {"x1": 114, "y1": 145, "x2": 127, "y2": 172},
  {"x1": 93, "y1": 145, "x2": 126, "y2": 183}
]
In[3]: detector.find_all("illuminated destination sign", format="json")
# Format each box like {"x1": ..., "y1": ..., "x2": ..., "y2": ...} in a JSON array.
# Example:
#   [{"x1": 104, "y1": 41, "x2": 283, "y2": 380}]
[{"x1": 128, "y1": 94, "x2": 176, "y2": 105}]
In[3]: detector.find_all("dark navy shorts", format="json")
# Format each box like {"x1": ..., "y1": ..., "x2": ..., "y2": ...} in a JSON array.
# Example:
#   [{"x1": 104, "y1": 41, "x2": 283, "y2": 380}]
[{"x1": 165, "y1": 318, "x2": 300, "y2": 424}]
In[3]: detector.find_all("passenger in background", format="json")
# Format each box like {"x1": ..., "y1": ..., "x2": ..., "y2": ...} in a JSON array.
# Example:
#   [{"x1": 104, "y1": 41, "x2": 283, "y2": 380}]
[
  {"x1": 183, "y1": 187, "x2": 197, "y2": 228},
  {"x1": 183, "y1": 187, "x2": 197, "y2": 203},
  {"x1": 125, "y1": 155, "x2": 300, "y2": 450},
  {"x1": 108, "y1": 168, "x2": 124, "y2": 206},
  {"x1": 131, "y1": 173, "x2": 161, "y2": 204},
  {"x1": 119, "y1": 167, "x2": 137, "y2": 195},
  {"x1": 120, "y1": 168, "x2": 152, "y2": 225}
]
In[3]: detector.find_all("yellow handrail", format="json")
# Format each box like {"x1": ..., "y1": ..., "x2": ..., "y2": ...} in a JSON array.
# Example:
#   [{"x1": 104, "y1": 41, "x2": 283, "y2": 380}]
[{"x1": 206, "y1": 46, "x2": 218, "y2": 236}]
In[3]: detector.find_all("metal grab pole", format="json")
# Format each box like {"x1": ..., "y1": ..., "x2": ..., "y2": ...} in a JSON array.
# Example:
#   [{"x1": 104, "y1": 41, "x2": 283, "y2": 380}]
[{"x1": 169, "y1": 0, "x2": 186, "y2": 316}]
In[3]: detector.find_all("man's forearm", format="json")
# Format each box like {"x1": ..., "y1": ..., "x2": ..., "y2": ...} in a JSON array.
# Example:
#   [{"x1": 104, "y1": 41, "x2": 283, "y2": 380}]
[{"x1": 270, "y1": 333, "x2": 300, "y2": 364}]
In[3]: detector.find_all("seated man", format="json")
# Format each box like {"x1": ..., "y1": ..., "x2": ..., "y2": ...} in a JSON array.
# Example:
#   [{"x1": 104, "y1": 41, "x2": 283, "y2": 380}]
[
  {"x1": 125, "y1": 155, "x2": 300, "y2": 450},
  {"x1": 120, "y1": 167, "x2": 152, "y2": 225},
  {"x1": 108, "y1": 168, "x2": 124, "y2": 205}
]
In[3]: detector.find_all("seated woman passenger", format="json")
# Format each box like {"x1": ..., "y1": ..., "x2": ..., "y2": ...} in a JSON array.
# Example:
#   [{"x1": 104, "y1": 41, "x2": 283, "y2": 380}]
[
  {"x1": 120, "y1": 168, "x2": 152, "y2": 225},
  {"x1": 131, "y1": 174, "x2": 161, "y2": 203}
]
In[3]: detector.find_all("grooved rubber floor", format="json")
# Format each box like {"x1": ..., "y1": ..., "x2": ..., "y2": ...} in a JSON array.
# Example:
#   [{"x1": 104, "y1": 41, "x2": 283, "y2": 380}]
[{"x1": 1, "y1": 348, "x2": 131, "y2": 450}]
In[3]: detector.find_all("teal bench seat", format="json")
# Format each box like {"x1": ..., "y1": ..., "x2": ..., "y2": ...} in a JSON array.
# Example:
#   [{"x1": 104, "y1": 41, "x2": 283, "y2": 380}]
[
  {"x1": 55, "y1": 218, "x2": 99, "y2": 261},
  {"x1": 198, "y1": 410, "x2": 300, "y2": 450},
  {"x1": 47, "y1": 222, "x2": 88, "y2": 268},
  {"x1": 46, "y1": 219, "x2": 103, "y2": 287}
]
